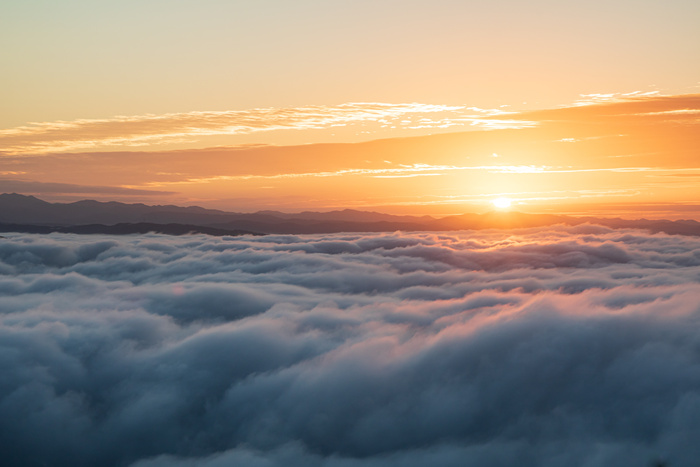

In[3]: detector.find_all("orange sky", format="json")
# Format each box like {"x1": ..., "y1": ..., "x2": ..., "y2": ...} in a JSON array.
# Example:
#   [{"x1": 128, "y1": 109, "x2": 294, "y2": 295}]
[
  {"x1": 2, "y1": 94, "x2": 699, "y2": 218},
  {"x1": 2, "y1": 1, "x2": 700, "y2": 218}
]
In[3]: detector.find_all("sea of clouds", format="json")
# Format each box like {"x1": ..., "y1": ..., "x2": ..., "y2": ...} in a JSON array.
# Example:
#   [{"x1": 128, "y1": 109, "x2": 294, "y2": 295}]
[{"x1": 2, "y1": 225, "x2": 700, "y2": 467}]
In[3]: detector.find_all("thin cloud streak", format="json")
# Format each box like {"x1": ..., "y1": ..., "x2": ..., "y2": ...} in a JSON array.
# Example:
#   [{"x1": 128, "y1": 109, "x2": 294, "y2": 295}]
[
  {"x1": 128, "y1": 164, "x2": 700, "y2": 188},
  {"x1": 0, "y1": 178, "x2": 175, "y2": 196}
]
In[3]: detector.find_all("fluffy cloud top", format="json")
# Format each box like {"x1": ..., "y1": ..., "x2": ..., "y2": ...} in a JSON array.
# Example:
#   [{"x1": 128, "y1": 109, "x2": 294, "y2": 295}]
[{"x1": 1, "y1": 226, "x2": 700, "y2": 466}]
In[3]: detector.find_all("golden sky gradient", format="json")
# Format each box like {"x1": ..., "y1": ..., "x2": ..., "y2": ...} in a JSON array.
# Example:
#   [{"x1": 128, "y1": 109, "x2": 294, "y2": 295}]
[{"x1": 2, "y1": 1, "x2": 699, "y2": 218}]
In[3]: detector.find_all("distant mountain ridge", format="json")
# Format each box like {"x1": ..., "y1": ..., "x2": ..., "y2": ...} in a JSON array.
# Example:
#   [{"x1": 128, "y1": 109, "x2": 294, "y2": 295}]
[
  {"x1": 0, "y1": 221, "x2": 260, "y2": 237},
  {"x1": 0, "y1": 193, "x2": 431, "y2": 226},
  {"x1": 2, "y1": 193, "x2": 700, "y2": 237}
]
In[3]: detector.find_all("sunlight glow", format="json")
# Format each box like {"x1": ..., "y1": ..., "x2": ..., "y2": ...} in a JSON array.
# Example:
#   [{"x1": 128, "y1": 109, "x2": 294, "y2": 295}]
[{"x1": 492, "y1": 197, "x2": 513, "y2": 209}]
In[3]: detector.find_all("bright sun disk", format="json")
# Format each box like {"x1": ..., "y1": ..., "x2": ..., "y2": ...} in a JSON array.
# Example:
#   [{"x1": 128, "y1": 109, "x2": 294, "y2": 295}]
[{"x1": 492, "y1": 197, "x2": 512, "y2": 209}]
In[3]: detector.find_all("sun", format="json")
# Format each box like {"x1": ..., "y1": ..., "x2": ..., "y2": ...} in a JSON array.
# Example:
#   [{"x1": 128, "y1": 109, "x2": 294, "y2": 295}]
[{"x1": 492, "y1": 197, "x2": 512, "y2": 209}]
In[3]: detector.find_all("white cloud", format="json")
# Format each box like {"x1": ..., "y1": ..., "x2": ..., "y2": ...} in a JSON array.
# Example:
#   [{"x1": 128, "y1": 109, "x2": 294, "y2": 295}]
[{"x1": 570, "y1": 90, "x2": 660, "y2": 107}]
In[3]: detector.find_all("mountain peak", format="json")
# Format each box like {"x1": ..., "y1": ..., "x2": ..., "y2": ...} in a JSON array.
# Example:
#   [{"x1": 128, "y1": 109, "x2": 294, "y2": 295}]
[
  {"x1": 0, "y1": 192, "x2": 39, "y2": 200},
  {"x1": 0, "y1": 193, "x2": 50, "y2": 205}
]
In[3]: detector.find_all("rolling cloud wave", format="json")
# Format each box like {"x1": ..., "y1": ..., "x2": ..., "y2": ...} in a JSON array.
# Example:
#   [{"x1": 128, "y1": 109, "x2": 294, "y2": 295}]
[{"x1": 1, "y1": 226, "x2": 700, "y2": 466}]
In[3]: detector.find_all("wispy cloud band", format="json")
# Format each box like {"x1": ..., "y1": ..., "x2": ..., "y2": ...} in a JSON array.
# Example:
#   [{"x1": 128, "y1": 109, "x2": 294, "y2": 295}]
[{"x1": 0, "y1": 103, "x2": 526, "y2": 155}]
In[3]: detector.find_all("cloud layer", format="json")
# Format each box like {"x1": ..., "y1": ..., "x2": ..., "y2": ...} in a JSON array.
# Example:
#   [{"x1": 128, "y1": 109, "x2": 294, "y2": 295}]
[{"x1": 2, "y1": 226, "x2": 700, "y2": 466}]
